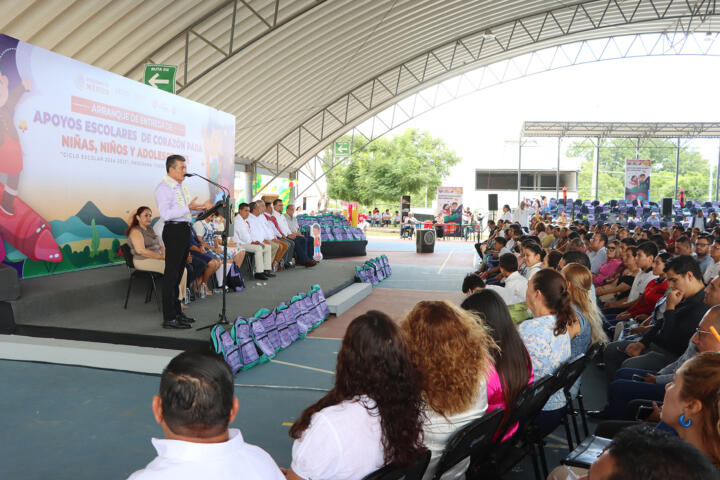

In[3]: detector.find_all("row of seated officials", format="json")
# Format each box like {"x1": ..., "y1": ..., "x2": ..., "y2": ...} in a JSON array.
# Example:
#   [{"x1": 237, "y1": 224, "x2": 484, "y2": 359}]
[
  {"x1": 127, "y1": 266, "x2": 720, "y2": 479},
  {"x1": 125, "y1": 199, "x2": 316, "y2": 316}
]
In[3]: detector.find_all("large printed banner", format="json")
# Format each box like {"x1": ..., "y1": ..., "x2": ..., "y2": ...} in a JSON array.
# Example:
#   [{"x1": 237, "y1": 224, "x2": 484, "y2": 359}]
[
  {"x1": 0, "y1": 34, "x2": 235, "y2": 278},
  {"x1": 437, "y1": 186, "x2": 463, "y2": 223},
  {"x1": 625, "y1": 159, "x2": 651, "y2": 203}
]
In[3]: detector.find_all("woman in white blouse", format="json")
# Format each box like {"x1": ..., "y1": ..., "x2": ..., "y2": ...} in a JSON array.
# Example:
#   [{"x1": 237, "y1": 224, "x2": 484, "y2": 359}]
[
  {"x1": 401, "y1": 301, "x2": 496, "y2": 479},
  {"x1": 286, "y1": 311, "x2": 424, "y2": 480}
]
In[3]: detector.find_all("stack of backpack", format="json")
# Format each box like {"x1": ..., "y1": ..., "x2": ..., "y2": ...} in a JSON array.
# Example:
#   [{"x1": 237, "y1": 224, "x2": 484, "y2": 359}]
[
  {"x1": 355, "y1": 255, "x2": 391, "y2": 285},
  {"x1": 297, "y1": 213, "x2": 366, "y2": 242},
  {"x1": 211, "y1": 284, "x2": 331, "y2": 373}
]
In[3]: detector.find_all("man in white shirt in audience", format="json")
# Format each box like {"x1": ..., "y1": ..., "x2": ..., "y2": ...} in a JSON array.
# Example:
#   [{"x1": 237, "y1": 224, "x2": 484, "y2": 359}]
[
  {"x1": 486, "y1": 253, "x2": 528, "y2": 305},
  {"x1": 233, "y1": 203, "x2": 272, "y2": 280},
  {"x1": 695, "y1": 235, "x2": 713, "y2": 275},
  {"x1": 246, "y1": 202, "x2": 281, "y2": 274},
  {"x1": 127, "y1": 351, "x2": 285, "y2": 480},
  {"x1": 588, "y1": 232, "x2": 608, "y2": 274},
  {"x1": 704, "y1": 238, "x2": 720, "y2": 284},
  {"x1": 272, "y1": 199, "x2": 316, "y2": 267}
]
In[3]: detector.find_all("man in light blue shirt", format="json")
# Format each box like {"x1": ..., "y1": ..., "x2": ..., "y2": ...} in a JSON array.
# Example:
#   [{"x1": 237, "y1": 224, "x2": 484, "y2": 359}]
[{"x1": 588, "y1": 232, "x2": 608, "y2": 275}]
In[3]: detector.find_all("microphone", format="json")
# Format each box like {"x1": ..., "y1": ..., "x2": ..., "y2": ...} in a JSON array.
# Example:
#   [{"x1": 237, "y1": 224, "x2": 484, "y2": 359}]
[
  {"x1": 184, "y1": 173, "x2": 195, "y2": 177},
  {"x1": 184, "y1": 172, "x2": 230, "y2": 196}
]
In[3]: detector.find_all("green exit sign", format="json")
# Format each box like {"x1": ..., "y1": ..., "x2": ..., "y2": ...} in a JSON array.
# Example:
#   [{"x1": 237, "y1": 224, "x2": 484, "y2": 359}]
[
  {"x1": 144, "y1": 64, "x2": 176, "y2": 94},
  {"x1": 334, "y1": 141, "x2": 350, "y2": 156}
]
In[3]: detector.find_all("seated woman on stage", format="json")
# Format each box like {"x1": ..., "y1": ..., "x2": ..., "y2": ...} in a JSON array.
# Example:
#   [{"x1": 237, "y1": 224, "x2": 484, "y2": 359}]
[
  {"x1": 401, "y1": 301, "x2": 495, "y2": 479},
  {"x1": 461, "y1": 290, "x2": 533, "y2": 442},
  {"x1": 189, "y1": 227, "x2": 221, "y2": 296},
  {"x1": 286, "y1": 311, "x2": 424, "y2": 480},
  {"x1": 126, "y1": 206, "x2": 187, "y2": 304},
  {"x1": 194, "y1": 212, "x2": 245, "y2": 276}
]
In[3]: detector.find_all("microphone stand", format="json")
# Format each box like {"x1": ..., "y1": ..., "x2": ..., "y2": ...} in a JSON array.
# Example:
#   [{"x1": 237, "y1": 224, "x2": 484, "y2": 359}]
[{"x1": 185, "y1": 174, "x2": 233, "y2": 330}]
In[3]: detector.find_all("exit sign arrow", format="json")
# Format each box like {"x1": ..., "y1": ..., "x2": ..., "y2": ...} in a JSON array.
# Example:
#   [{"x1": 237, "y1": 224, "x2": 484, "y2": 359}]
[
  {"x1": 143, "y1": 64, "x2": 177, "y2": 94},
  {"x1": 148, "y1": 72, "x2": 169, "y2": 88}
]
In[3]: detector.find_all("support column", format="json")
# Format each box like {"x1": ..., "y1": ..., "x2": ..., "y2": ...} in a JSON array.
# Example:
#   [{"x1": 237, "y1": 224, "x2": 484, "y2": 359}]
[
  {"x1": 247, "y1": 163, "x2": 256, "y2": 200},
  {"x1": 595, "y1": 137, "x2": 600, "y2": 201},
  {"x1": 556, "y1": 137, "x2": 561, "y2": 201},
  {"x1": 675, "y1": 137, "x2": 680, "y2": 200},
  {"x1": 517, "y1": 138, "x2": 522, "y2": 207},
  {"x1": 716, "y1": 140, "x2": 720, "y2": 202}
]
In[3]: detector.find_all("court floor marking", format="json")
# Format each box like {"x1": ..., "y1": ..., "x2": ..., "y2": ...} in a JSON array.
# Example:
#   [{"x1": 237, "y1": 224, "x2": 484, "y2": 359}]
[
  {"x1": 270, "y1": 359, "x2": 335, "y2": 374},
  {"x1": 234, "y1": 383, "x2": 330, "y2": 392},
  {"x1": 437, "y1": 249, "x2": 455, "y2": 274}
]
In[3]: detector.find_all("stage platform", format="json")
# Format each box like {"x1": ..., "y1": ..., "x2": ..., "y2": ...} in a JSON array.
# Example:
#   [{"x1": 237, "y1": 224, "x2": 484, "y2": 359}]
[{"x1": 1, "y1": 260, "x2": 360, "y2": 350}]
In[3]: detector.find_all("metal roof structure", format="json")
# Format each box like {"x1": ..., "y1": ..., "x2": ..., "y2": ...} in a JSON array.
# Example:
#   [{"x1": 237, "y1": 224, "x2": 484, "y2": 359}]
[
  {"x1": 3, "y1": 0, "x2": 720, "y2": 188},
  {"x1": 522, "y1": 121, "x2": 720, "y2": 139}
]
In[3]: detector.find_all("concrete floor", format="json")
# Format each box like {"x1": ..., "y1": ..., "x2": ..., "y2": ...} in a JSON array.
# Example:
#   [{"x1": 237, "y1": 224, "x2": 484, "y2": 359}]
[{"x1": 0, "y1": 237, "x2": 608, "y2": 479}]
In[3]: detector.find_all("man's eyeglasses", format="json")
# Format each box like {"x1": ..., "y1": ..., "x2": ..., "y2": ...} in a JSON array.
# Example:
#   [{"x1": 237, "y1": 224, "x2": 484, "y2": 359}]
[{"x1": 696, "y1": 326, "x2": 720, "y2": 343}]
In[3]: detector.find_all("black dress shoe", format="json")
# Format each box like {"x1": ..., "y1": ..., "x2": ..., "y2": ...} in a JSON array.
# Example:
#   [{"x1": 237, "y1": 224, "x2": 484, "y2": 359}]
[
  {"x1": 178, "y1": 313, "x2": 195, "y2": 324},
  {"x1": 254, "y1": 273, "x2": 268, "y2": 280},
  {"x1": 264, "y1": 270, "x2": 276, "y2": 277},
  {"x1": 163, "y1": 318, "x2": 191, "y2": 329}
]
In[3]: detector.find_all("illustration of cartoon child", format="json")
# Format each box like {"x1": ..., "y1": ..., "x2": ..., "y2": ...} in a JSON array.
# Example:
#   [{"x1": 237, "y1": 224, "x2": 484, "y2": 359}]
[
  {"x1": 311, "y1": 223, "x2": 322, "y2": 261},
  {"x1": 0, "y1": 39, "x2": 61, "y2": 264}
]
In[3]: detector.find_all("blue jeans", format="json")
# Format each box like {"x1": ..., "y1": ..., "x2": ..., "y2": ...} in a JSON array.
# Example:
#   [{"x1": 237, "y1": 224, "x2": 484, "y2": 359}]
[{"x1": 607, "y1": 368, "x2": 666, "y2": 419}]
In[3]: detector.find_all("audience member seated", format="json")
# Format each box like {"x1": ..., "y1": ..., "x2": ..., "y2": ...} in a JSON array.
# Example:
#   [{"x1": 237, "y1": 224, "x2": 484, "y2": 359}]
[
  {"x1": 233, "y1": 203, "x2": 273, "y2": 281},
  {"x1": 593, "y1": 304, "x2": 720, "y2": 421},
  {"x1": 284, "y1": 204, "x2": 315, "y2": 261},
  {"x1": 519, "y1": 268, "x2": 575, "y2": 433},
  {"x1": 271, "y1": 199, "x2": 316, "y2": 268},
  {"x1": 461, "y1": 273, "x2": 485, "y2": 296},
  {"x1": 593, "y1": 240, "x2": 624, "y2": 287},
  {"x1": 602, "y1": 241, "x2": 659, "y2": 316},
  {"x1": 193, "y1": 212, "x2": 246, "y2": 286},
  {"x1": 401, "y1": 301, "x2": 494, "y2": 479},
  {"x1": 126, "y1": 206, "x2": 187, "y2": 305},
  {"x1": 486, "y1": 253, "x2": 528, "y2": 306},
  {"x1": 588, "y1": 232, "x2": 608, "y2": 274},
  {"x1": 551, "y1": 424, "x2": 719, "y2": 480},
  {"x1": 381, "y1": 209, "x2": 392, "y2": 227},
  {"x1": 544, "y1": 249, "x2": 562, "y2": 270},
  {"x1": 675, "y1": 235, "x2": 694, "y2": 256},
  {"x1": 695, "y1": 235, "x2": 713, "y2": 274},
  {"x1": 659, "y1": 352, "x2": 720, "y2": 469},
  {"x1": 704, "y1": 238, "x2": 720, "y2": 284},
  {"x1": 603, "y1": 255, "x2": 709, "y2": 384},
  {"x1": 393, "y1": 210, "x2": 401, "y2": 227},
  {"x1": 286, "y1": 311, "x2": 424, "y2": 480},
  {"x1": 247, "y1": 201, "x2": 283, "y2": 272},
  {"x1": 460, "y1": 290, "x2": 533, "y2": 441},
  {"x1": 127, "y1": 351, "x2": 285, "y2": 480},
  {"x1": 596, "y1": 246, "x2": 638, "y2": 304},
  {"x1": 263, "y1": 201, "x2": 294, "y2": 268},
  {"x1": 521, "y1": 241, "x2": 544, "y2": 281},
  {"x1": 562, "y1": 263, "x2": 608, "y2": 358},
  {"x1": 479, "y1": 236, "x2": 510, "y2": 284},
  {"x1": 189, "y1": 227, "x2": 221, "y2": 295}
]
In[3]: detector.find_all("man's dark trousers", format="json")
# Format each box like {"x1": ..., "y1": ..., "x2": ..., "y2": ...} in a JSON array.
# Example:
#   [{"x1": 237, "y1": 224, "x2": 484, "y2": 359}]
[{"x1": 162, "y1": 222, "x2": 190, "y2": 321}]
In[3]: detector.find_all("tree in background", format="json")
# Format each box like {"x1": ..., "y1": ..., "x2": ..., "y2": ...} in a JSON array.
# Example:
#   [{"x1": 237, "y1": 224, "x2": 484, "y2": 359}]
[
  {"x1": 568, "y1": 138, "x2": 715, "y2": 202},
  {"x1": 325, "y1": 129, "x2": 461, "y2": 206}
]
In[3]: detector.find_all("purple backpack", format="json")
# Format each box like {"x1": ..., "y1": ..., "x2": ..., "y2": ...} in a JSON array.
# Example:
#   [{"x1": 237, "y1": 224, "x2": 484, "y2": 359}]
[
  {"x1": 274, "y1": 305, "x2": 294, "y2": 348},
  {"x1": 211, "y1": 325, "x2": 243, "y2": 374},
  {"x1": 248, "y1": 311, "x2": 277, "y2": 359},
  {"x1": 290, "y1": 294, "x2": 314, "y2": 333},
  {"x1": 255, "y1": 308, "x2": 282, "y2": 353},
  {"x1": 310, "y1": 285, "x2": 330, "y2": 320},
  {"x1": 231, "y1": 316, "x2": 263, "y2": 368}
]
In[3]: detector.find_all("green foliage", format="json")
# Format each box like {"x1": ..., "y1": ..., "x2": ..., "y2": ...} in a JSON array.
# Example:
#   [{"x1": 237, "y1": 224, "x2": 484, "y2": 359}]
[
  {"x1": 568, "y1": 138, "x2": 716, "y2": 202},
  {"x1": 324, "y1": 129, "x2": 461, "y2": 205},
  {"x1": 90, "y1": 218, "x2": 100, "y2": 254},
  {"x1": 111, "y1": 238, "x2": 121, "y2": 259},
  {"x1": 21, "y1": 244, "x2": 123, "y2": 278}
]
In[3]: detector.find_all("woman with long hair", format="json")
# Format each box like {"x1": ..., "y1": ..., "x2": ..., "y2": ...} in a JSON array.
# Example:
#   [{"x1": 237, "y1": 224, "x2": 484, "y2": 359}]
[
  {"x1": 125, "y1": 206, "x2": 187, "y2": 308},
  {"x1": 520, "y1": 268, "x2": 575, "y2": 433},
  {"x1": 562, "y1": 262, "x2": 609, "y2": 356},
  {"x1": 287, "y1": 311, "x2": 424, "y2": 480},
  {"x1": 660, "y1": 352, "x2": 720, "y2": 469},
  {"x1": 461, "y1": 290, "x2": 533, "y2": 441},
  {"x1": 401, "y1": 301, "x2": 495, "y2": 479}
]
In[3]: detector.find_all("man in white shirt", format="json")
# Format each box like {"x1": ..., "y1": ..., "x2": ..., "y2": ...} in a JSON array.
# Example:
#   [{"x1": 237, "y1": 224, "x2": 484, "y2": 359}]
[
  {"x1": 272, "y1": 199, "x2": 316, "y2": 267},
  {"x1": 246, "y1": 202, "x2": 281, "y2": 275},
  {"x1": 487, "y1": 253, "x2": 528, "y2": 305},
  {"x1": 284, "y1": 204, "x2": 315, "y2": 260},
  {"x1": 233, "y1": 203, "x2": 273, "y2": 280},
  {"x1": 704, "y1": 238, "x2": 720, "y2": 284},
  {"x1": 262, "y1": 201, "x2": 294, "y2": 268},
  {"x1": 127, "y1": 351, "x2": 285, "y2": 480}
]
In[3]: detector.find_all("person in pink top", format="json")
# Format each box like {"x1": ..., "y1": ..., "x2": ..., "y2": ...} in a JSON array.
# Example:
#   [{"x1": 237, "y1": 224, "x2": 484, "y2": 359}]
[
  {"x1": 593, "y1": 240, "x2": 624, "y2": 287},
  {"x1": 461, "y1": 290, "x2": 534, "y2": 441}
]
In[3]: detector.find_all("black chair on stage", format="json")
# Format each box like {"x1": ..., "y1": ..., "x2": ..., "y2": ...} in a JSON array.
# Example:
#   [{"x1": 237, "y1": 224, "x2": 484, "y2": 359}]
[
  {"x1": 430, "y1": 408, "x2": 504, "y2": 480},
  {"x1": 361, "y1": 450, "x2": 431, "y2": 480},
  {"x1": 120, "y1": 243, "x2": 162, "y2": 311}
]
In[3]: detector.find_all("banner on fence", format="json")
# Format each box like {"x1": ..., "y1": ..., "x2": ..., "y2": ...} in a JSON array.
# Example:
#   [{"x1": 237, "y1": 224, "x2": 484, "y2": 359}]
[
  {"x1": 437, "y1": 186, "x2": 463, "y2": 223},
  {"x1": 625, "y1": 159, "x2": 651, "y2": 203}
]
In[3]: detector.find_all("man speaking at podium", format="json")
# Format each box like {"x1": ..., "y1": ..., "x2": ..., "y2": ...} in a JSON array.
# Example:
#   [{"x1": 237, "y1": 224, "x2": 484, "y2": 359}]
[{"x1": 155, "y1": 154, "x2": 213, "y2": 329}]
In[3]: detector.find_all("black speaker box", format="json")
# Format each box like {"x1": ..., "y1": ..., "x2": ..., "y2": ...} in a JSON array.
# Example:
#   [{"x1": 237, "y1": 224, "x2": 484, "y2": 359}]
[
  {"x1": 488, "y1": 194, "x2": 498, "y2": 211},
  {"x1": 662, "y1": 197, "x2": 673, "y2": 217},
  {"x1": 416, "y1": 229, "x2": 436, "y2": 253}
]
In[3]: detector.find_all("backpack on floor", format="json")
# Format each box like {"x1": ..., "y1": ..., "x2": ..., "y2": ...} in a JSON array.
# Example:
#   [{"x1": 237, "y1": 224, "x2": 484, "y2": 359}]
[
  {"x1": 310, "y1": 284, "x2": 331, "y2": 320},
  {"x1": 276, "y1": 303, "x2": 299, "y2": 344},
  {"x1": 231, "y1": 316, "x2": 263, "y2": 369},
  {"x1": 379, "y1": 254, "x2": 391, "y2": 277},
  {"x1": 300, "y1": 291, "x2": 323, "y2": 328},
  {"x1": 290, "y1": 293, "x2": 314, "y2": 334},
  {"x1": 254, "y1": 308, "x2": 282, "y2": 353},
  {"x1": 211, "y1": 325, "x2": 243, "y2": 373},
  {"x1": 248, "y1": 311, "x2": 277, "y2": 359},
  {"x1": 226, "y1": 262, "x2": 245, "y2": 291},
  {"x1": 273, "y1": 305, "x2": 293, "y2": 349}
]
